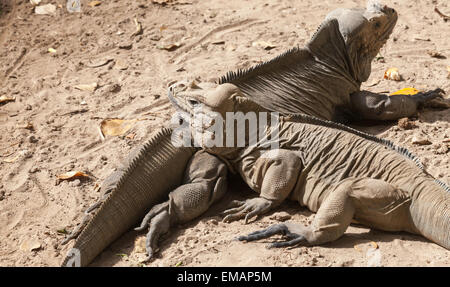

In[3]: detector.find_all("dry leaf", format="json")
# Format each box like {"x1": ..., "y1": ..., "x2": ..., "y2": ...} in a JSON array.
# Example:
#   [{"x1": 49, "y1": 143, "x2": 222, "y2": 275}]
[
  {"x1": 384, "y1": 68, "x2": 401, "y2": 81},
  {"x1": 3, "y1": 154, "x2": 20, "y2": 163},
  {"x1": 131, "y1": 18, "x2": 143, "y2": 38},
  {"x1": 17, "y1": 121, "x2": 34, "y2": 130},
  {"x1": 412, "y1": 136, "x2": 432, "y2": 145},
  {"x1": 74, "y1": 82, "x2": 98, "y2": 92},
  {"x1": 158, "y1": 43, "x2": 182, "y2": 51},
  {"x1": 427, "y1": 50, "x2": 446, "y2": 59},
  {"x1": 88, "y1": 1, "x2": 102, "y2": 7},
  {"x1": 100, "y1": 119, "x2": 137, "y2": 137},
  {"x1": 57, "y1": 171, "x2": 89, "y2": 180},
  {"x1": 35, "y1": 4, "x2": 56, "y2": 15},
  {"x1": 30, "y1": 0, "x2": 41, "y2": 5},
  {"x1": 84, "y1": 57, "x2": 114, "y2": 68},
  {"x1": 0, "y1": 95, "x2": 15, "y2": 104},
  {"x1": 20, "y1": 240, "x2": 41, "y2": 252},
  {"x1": 114, "y1": 59, "x2": 128, "y2": 70},
  {"x1": 252, "y1": 41, "x2": 276, "y2": 50},
  {"x1": 48, "y1": 47, "x2": 57, "y2": 53},
  {"x1": 390, "y1": 87, "x2": 420, "y2": 96}
]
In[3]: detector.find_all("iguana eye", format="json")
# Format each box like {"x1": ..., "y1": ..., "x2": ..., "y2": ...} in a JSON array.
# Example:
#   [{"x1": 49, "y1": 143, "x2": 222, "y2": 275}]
[{"x1": 188, "y1": 99, "x2": 199, "y2": 106}]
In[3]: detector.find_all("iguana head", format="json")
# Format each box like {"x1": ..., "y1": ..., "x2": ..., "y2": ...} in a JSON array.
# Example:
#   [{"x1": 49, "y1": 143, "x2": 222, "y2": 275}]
[
  {"x1": 168, "y1": 81, "x2": 267, "y2": 152},
  {"x1": 323, "y1": 1, "x2": 398, "y2": 82}
]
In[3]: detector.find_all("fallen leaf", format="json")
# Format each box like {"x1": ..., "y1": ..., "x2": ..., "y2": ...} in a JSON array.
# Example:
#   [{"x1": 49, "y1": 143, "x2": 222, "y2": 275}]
[
  {"x1": 57, "y1": 171, "x2": 90, "y2": 180},
  {"x1": 3, "y1": 154, "x2": 20, "y2": 163},
  {"x1": 252, "y1": 40, "x2": 276, "y2": 50},
  {"x1": 114, "y1": 59, "x2": 128, "y2": 70},
  {"x1": 74, "y1": 82, "x2": 98, "y2": 92},
  {"x1": 48, "y1": 47, "x2": 57, "y2": 53},
  {"x1": 427, "y1": 50, "x2": 446, "y2": 59},
  {"x1": 30, "y1": 0, "x2": 41, "y2": 5},
  {"x1": 369, "y1": 241, "x2": 379, "y2": 249},
  {"x1": 0, "y1": 95, "x2": 15, "y2": 104},
  {"x1": 158, "y1": 43, "x2": 182, "y2": 51},
  {"x1": 175, "y1": 261, "x2": 183, "y2": 267},
  {"x1": 84, "y1": 57, "x2": 113, "y2": 68},
  {"x1": 88, "y1": 1, "x2": 102, "y2": 7},
  {"x1": 131, "y1": 18, "x2": 143, "y2": 38},
  {"x1": 390, "y1": 87, "x2": 420, "y2": 96},
  {"x1": 20, "y1": 240, "x2": 41, "y2": 252},
  {"x1": 17, "y1": 121, "x2": 34, "y2": 130},
  {"x1": 384, "y1": 68, "x2": 401, "y2": 81},
  {"x1": 35, "y1": 3, "x2": 56, "y2": 15},
  {"x1": 57, "y1": 228, "x2": 68, "y2": 234},
  {"x1": 412, "y1": 136, "x2": 432, "y2": 145},
  {"x1": 100, "y1": 119, "x2": 137, "y2": 137}
]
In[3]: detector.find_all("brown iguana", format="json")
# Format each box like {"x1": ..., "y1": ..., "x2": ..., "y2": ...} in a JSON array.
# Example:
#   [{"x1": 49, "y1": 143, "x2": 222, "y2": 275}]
[
  {"x1": 219, "y1": 1, "x2": 445, "y2": 123},
  {"x1": 168, "y1": 82, "x2": 450, "y2": 251}
]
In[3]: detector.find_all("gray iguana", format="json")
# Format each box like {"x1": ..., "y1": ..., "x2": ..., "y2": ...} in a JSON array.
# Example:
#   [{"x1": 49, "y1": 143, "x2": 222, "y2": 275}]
[
  {"x1": 167, "y1": 82, "x2": 450, "y2": 250},
  {"x1": 219, "y1": 2, "x2": 445, "y2": 123}
]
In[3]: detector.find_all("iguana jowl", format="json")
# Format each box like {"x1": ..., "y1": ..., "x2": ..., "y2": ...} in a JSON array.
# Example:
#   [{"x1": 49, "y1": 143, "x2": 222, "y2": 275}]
[{"x1": 168, "y1": 82, "x2": 450, "y2": 250}]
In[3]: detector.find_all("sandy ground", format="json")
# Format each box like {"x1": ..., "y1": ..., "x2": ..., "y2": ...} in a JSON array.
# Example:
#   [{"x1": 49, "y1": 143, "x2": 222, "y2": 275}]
[{"x1": 0, "y1": 0, "x2": 449, "y2": 267}]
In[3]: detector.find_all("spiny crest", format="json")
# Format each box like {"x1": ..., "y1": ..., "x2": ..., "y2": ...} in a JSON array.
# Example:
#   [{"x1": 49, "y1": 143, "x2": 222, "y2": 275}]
[
  {"x1": 219, "y1": 46, "x2": 302, "y2": 84},
  {"x1": 288, "y1": 113, "x2": 425, "y2": 170},
  {"x1": 435, "y1": 179, "x2": 450, "y2": 193}
]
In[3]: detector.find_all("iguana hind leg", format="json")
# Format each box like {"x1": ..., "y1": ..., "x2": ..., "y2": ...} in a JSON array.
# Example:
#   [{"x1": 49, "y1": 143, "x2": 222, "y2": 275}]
[
  {"x1": 238, "y1": 178, "x2": 417, "y2": 248},
  {"x1": 134, "y1": 150, "x2": 228, "y2": 261},
  {"x1": 350, "y1": 89, "x2": 445, "y2": 121}
]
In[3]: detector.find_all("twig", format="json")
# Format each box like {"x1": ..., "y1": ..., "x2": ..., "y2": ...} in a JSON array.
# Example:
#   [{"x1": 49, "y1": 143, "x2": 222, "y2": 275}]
[{"x1": 435, "y1": 7, "x2": 450, "y2": 22}]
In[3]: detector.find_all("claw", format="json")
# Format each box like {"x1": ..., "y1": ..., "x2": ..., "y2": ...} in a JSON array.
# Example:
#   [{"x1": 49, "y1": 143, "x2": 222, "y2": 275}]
[{"x1": 267, "y1": 236, "x2": 305, "y2": 249}]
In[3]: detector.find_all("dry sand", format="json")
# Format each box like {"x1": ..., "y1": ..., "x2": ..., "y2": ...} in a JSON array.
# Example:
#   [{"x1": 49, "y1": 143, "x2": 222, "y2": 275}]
[{"x1": 0, "y1": 0, "x2": 449, "y2": 266}]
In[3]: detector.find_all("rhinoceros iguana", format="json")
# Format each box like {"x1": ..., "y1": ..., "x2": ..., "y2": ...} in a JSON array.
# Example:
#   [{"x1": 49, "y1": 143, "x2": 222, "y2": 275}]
[
  {"x1": 61, "y1": 1, "x2": 447, "y2": 266},
  {"x1": 167, "y1": 82, "x2": 450, "y2": 251},
  {"x1": 219, "y1": 1, "x2": 444, "y2": 122}
]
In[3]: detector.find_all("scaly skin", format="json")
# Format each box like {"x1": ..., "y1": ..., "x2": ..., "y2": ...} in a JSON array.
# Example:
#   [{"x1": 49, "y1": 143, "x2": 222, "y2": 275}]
[
  {"x1": 169, "y1": 82, "x2": 450, "y2": 250},
  {"x1": 218, "y1": 2, "x2": 446, "y2": 123}
]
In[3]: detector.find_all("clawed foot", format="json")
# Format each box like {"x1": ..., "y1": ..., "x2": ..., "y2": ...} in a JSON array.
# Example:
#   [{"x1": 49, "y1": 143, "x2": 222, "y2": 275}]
[
  {"x1": 134, "y1": 201, "x2": 171, "y2": 262},
  {"x1": 222, "y1": 198, "x2": 274, "y2": 224},
  {"x1": 413, "y1": 88, "x2": 445, "y2": 104},
  {"x1": 236, "y1": 223, "x2": 307, "y2": 249}
]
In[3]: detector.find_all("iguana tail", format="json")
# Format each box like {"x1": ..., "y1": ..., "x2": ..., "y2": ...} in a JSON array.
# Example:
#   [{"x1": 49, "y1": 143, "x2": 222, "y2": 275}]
[
  {"x1": 410, "y1": 180, "x2": 450, "y2": 250},
  {"x1": 61, "y1": 128, "x2": 196, "y2": 267}
]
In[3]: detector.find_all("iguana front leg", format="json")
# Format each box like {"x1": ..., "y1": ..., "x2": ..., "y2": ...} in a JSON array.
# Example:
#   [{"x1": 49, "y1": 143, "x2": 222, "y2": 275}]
[
  {"x1": 223, "y1": 149, "x2": 302, "y2": 224},
  {"x1": 134, "y1": 150, "x2": 227, "y2": 261},
  {"x1": 350, "y1": 88, "x2": 445, "y2": 121},
  {"x1": 238, "y1": 178, "x2": 416, "y2": 248}
]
